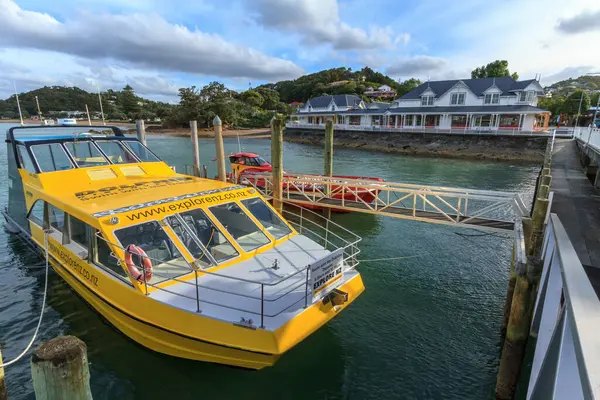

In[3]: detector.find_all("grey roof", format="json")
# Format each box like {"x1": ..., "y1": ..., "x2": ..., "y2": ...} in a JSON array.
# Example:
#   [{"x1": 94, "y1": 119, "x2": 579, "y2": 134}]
[
  {"x1": 367, "y1": 101, "x2": 393, "y2": 109},
  {"x1": 306, "y1": 94, "x2": 362, "y2": 108},
  {"x1": 399, "y1": 78, "x2": 540, "y2": 100},
  {"x1": 292, "y1": 104, "x2": 547, "y2": 116}
]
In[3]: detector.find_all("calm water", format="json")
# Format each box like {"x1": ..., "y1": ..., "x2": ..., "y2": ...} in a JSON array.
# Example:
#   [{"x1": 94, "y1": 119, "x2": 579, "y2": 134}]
[{"x1": 0, "y1": 123, "x2": 539, "y2": 399}]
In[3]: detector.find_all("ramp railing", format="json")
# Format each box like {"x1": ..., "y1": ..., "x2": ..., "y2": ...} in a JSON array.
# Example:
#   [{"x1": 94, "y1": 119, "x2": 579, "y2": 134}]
[{"x1": 527, "y1": 214, "x2": 600, "y2": 399}]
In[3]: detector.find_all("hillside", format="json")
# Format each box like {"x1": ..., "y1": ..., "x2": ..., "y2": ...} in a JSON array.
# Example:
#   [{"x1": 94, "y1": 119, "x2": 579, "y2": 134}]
[
  {"x1": 257, "y1": 66, "x2": 420, "y2": 104},
  {"x1": 546, "y1": 75, "x2": 600, "y2": 95},
  {"x1": 0, "y1": 85, "x2": 173, "y2": 121}
]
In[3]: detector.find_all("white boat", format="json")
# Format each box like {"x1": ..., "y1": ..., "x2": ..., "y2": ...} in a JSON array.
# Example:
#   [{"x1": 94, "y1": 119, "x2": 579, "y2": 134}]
[{"x1": 57, "y1": 118, "x2": 77, "y2": 126}]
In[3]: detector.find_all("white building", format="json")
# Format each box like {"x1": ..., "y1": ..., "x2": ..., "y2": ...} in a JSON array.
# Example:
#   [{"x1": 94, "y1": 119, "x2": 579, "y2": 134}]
[{"x1": 292, "y1": 77, "x2": 551, "y2": 132}]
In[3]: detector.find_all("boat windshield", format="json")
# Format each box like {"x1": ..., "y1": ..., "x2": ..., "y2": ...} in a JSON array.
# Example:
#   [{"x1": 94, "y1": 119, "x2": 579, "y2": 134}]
[
  {"x1": 241, "y1": 198, "x2": 292, "y2": 239},
  {"x1": 114, "y1": 221, "x2": 191, "y2": 283},
  {"x1": 64, "y1": 141, "x2": 110, "y2": 168},
  {"x1": 95, "y1": 141, "x2": 137, "y2": 164},
  {"x1": 122, "y1": 141, "x2": 160, "y2": 162},
  {"x1": 165, "y1": 209, "x2": 239, "y2": 267},
  {"x1": 209, "y1": 202, "x2": 271, "y2": 252}
]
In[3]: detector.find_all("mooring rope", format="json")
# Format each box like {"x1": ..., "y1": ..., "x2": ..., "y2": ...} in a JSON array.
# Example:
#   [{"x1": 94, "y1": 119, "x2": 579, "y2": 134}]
[{"x1": 0, "y1": 231, "x2": 50, "y2": 368}]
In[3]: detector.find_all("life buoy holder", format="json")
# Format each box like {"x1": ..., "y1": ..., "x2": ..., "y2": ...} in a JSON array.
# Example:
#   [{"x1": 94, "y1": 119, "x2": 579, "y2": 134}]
[{"x1": 125, "y1": 244, "x2": 153, "y2": 282}]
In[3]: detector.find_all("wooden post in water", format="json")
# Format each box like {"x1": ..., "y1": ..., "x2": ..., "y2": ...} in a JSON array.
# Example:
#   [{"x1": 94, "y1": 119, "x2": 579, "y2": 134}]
[
  {"x1": 497, "y1": 198, "x2": 549, "y2": 399},
  {"x1": 135, "y1": 120, "x2": 147, "y2": 146},
  {"x1": 190, "y1": 121, "x2": 201, "y2": 177},
  {"x1": 213, "y1": 116, "x2": 226, "y2": 182},
  {"x1": 0, "y1": 345, "x2": 7, "y2": 400},
  {"x1": 31, "y1": 336, "x2": 92, "y2": 400},
  {"x1": 323, "y1": 120, "x2": 334, "y2": 219},
  {"x1": 271, "y1": 116, "x2": 284, "y2": 213}
]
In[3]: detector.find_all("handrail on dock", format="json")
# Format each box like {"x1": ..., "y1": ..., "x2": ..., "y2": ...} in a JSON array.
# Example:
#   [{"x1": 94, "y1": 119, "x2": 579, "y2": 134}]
[
  {"x1": 240, "y1": 173, "x2": 527, "y2": 232},
  {"x1": 527, "y1": 214, "x2": 600, "y2": 399}
]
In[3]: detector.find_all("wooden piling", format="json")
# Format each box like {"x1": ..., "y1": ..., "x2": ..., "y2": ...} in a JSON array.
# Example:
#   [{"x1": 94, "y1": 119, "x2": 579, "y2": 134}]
[
  {"x1": 497, "y1": 197, "x2": 549, "y2": 399},
  {"x1": 31, "y1": 336, "x2": 92, "y2": 400},
  {"x1": 501, "y1": 217, "x2": 532, "y2": 336},
  {"x1": 323, "y1": 120, "x2": 334, "y2": 219},
  {"x1": 496, "y1": 256, "x2": 542, "y2": 400},
  {"x1": 0, "y1": 345, "x2": 7, "y2": 400},
  {"x1": 271, "y1": 116, "x2": 284, "y2": 213},
  {"x1": 213, "y1": 116, "x2": 226, "y2": 182},
  {"x1": 190, "y1": 121, "x2": 201, "y2": 177},
  {"x1": 135, "y1": 120, "x2": 147, "y2": 146}
]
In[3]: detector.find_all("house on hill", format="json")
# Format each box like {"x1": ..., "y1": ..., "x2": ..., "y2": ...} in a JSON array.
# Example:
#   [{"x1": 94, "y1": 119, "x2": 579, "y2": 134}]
[
  {"x1": 364, "y1": 85, "x2": 396, "y2": 99},
  {"x1": 292, "y1": 77, "x2": 550, "y2": 131}
]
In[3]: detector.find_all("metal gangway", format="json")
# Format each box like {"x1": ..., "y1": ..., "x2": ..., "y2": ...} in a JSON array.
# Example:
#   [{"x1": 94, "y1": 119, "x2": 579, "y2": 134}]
[{"x1": 241, "y1": 174, "x2": 529, "y2": 232}]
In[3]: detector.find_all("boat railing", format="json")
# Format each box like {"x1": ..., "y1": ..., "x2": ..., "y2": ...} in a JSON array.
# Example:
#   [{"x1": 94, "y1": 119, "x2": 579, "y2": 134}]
[{"x1": 95, "y1": 204, "x2": 361, "y2": 328}]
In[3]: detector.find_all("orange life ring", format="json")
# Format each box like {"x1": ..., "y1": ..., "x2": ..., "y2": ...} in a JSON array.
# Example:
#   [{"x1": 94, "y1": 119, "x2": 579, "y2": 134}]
[{"x1": 125, "y1": 244, "x2": 153, "y2": 282}]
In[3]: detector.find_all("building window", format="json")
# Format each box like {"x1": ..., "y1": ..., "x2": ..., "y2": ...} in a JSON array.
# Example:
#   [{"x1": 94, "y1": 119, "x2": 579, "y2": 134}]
[
  {"x1": 451, "y1": 93, "x2": 466, "y2": 105},
  {"x1": 484, "y1": 93, "x2": 500, "y2": 104},
  {"x1": 308, "y1": 117, "x2": 314, "y2": 124},
  {"x1": 519, "y1": 91, "x2": 527, "y2": 102},
  {"x1": 349, "y1": 116, "x2": 361, "y2": 125},
  {"x1": 421, "y1": 96, "x2": 434, "y2": 106},
  {"x1": 336, "y1": 115, "x2": 344, "y2": 124},
  {"x1": 526, "y1": 91, "x2": 536, "y2": 102}
]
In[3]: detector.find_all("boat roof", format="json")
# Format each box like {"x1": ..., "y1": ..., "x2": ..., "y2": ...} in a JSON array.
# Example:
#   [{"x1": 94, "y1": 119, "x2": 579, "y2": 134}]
[
  {"x1": 27, "y1": 163, "x2": 251, "y2": 224},
  {"x1": 229, "y1": 152, "x2": 259, "y2": 158}
]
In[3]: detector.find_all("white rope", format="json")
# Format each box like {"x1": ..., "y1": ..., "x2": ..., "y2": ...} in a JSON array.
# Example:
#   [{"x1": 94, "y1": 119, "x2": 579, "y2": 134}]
[{"x1": 0, "y1": 231, "x2": 49, "y2": 368}]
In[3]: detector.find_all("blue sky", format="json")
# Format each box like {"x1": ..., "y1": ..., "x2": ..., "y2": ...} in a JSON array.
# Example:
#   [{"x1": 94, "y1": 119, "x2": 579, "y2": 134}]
[{"x1": 1, "y1": 0, "x2": 599, "y2": 102}]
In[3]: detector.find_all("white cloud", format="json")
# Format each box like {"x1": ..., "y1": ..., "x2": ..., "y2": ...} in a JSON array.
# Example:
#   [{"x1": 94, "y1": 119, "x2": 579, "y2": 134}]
[
  {"x1": 386, "y1": 55, "x2": 448, "y2": 78},
  {"x1": 249, "y1": 0, "x2": 408, "y2": 50},
  {"x1": 556, "y1": 9, "x2": 600, "y2": 34},
  {"x1": 0, "y1": 0, "x2": 304, "y2": 81}
]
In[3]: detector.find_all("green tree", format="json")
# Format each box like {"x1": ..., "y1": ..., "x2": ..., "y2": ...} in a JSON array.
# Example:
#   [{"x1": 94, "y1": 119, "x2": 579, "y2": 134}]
[
  {"x1": 120, "y1": 85, "x2": 141, "y2": 118},
  {"x1": 471, "y1": 60, "x2": 519, "y2": 80},
  {"x1": 560, "y1": 90, "x2": 590, "y2": 121},
  {"x1": 200, "y1": 81, "x2": 232, "y2": 102},
  {"x1": 396, "y1": 78, "x2": 421, "y2": 97},
  {"x1": 255, "y1": 87, "x2": 280, "y2": 110},
  {"x1": 239, "y1": 89, "x2": 264, "y2": 108}
]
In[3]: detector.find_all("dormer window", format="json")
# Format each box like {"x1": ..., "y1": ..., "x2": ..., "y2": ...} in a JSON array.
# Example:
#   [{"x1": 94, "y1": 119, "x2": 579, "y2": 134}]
[
  {"x1": 519, "y1": 92, "x2": 527, "y2": 102},
  {"x1": 518, "y1": 91, "x2": 536, "y2": 102},
  {"x1": 421, "y1": 96, "x2": 434, "y2": 106},
  {"x1": 484, "y1": 93, "x2": 500, "y2": 104},
  {"x1": 451, "y1": 93, "x2": 466, "y2": 105}
]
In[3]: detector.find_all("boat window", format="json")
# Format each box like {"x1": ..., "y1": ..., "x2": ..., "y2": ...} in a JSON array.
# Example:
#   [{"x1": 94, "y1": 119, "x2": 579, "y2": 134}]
[
  {"x1": 30, "y1": 143, "x2": 73, "y2": 172},
  {"x1": 48, "y1": 204, "x2": 65, "y2": 233},
  {"x1": 114, "y1": 221, "x2": 191, "y2": 284},
  {"x1": 95, "y1": 233, "x2": 128, "y2": 279},
  {"x1": 16, "y1": 145, "x2": 37, "y2": 173},
  {"x1": 166, "y1": 209, "x2": 239, "y2": 266},
  {"x1": 209, "y1": 202, "x2": 270, "y2": 252},
  {"x1": 122, "y1": 141, "x2": 160, "y2": 162},
  {"x1": 70, "y1": 216, "x2": 90, "y2": 248},
  {"x1": 245, "y1": 157, "x2": 260, "y2": 166},
  {"x1": 241, "y1": 198, "x2": 292, "y2": 240},
  {"x1": 95, "y1": 141, "x2": 137, "y2": 164},
  {"x1": 27, "y1": 200, "x2": 45, "y2": 227},
  {"x1": 64, "y1": 142, "x2": 110, "y2": 168}
]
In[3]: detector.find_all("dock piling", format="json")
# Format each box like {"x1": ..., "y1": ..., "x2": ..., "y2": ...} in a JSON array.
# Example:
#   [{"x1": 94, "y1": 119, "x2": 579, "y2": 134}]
[
  {"x1": 323, "y1": 120, "x2": 334, "y2": 219},
  {"x1": 190, "y1": 120, "x2": 201, "y2": 177},
  {"x1": 135, "y1": 120, "x2": 147, "y2": 146},
  {"x1": 0, "y1": 345, "x2": 7, "y2": 400},
  {"x1": 213, "y1": 116, "x2": 226, "y2": 182},
  {"x1": 31, "y1": 336, "x2": 93, "y2": 400},
  {"x1": 271, "y1": 116, "x2": 284, "y2": 213}
]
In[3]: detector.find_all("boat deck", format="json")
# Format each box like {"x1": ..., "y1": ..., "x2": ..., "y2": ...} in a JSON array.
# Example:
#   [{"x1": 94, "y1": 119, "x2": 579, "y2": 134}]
[{"x1": 150, "y1": 234, "x2": 354, "y2": 330}]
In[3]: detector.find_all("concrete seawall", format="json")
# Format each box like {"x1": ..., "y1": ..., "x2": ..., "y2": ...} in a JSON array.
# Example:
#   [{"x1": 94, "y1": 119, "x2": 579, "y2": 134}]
[{"x1": 285, "y1": 128, "x2": 549, "y2": 163}]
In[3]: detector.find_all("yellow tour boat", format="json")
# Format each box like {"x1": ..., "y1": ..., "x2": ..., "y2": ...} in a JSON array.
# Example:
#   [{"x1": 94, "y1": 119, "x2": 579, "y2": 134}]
[{"x1": 2, "y1": 125, "x2": 365, "y2": 369}]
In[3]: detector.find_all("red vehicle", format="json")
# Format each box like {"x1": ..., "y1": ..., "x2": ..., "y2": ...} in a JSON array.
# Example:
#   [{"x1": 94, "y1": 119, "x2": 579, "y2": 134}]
[{"x1": 227, "y1": 152, "x2": 384, "y2": 211}]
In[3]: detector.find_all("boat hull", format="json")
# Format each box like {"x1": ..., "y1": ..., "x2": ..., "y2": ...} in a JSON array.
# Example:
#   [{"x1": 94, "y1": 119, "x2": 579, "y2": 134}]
[{"x1": 3, "y1": 212, "x2": 365, "y2": 370}]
